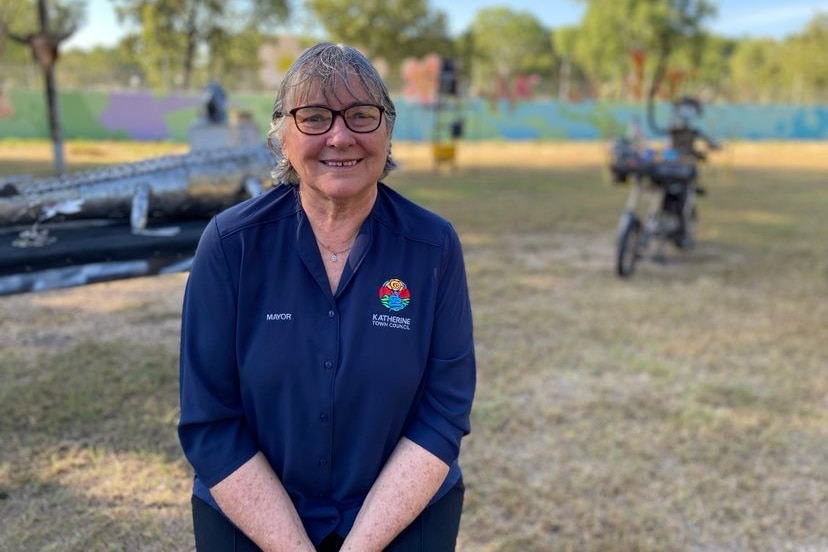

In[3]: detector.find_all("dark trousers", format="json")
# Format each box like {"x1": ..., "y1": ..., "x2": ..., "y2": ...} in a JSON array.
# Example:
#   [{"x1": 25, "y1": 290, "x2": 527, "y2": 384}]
[{"x1": 191, "y1": 480, "x2": 464, "y2": 552}]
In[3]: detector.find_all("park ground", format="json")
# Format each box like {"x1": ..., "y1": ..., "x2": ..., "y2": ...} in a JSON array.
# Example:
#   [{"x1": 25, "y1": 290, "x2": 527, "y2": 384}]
[{"x1": 0, "y1": 139, "x2": 826, "y2": 551}]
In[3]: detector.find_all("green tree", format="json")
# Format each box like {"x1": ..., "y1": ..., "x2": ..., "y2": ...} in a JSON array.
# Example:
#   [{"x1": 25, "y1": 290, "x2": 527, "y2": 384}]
[
  {"x1": 304, "y1": 0, "x2": 454, "y2": 73},
  {"x1": 688, "y1": 34, "x2": 734, "y2": 101},
  {"x1": 552, "y1": 26, "x2": 582, "y2": 100},
  {"x1": 467, "y1": 7, "x2": 556, "y2": 97},
  {"x1": 58, "y1": 43, "x2": 143, "y2": 89},
  {"x1": 728, "y1": 38, "x2": 782, "y2": 103},
  {"x1": 112, "y1": 0, "x2": 289, "y2": 90},
  {"x1": 0, "y1": 1, "x2": 30, "y2": 64},
  {"x1": 571, "y1": 0, "x2": 716, "y2": 105},
  {"x1": 204, "y1": 28, "x2": 267, "y2": 91},
  {"x1": 782, "y1": 13, "x2": 828, "y2": 103}
]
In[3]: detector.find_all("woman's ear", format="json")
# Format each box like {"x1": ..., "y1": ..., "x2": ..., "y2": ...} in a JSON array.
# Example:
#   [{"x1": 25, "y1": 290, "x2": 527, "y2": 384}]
[{"x1": 279, "y1": 137, "x2": 290, "y2": 165}]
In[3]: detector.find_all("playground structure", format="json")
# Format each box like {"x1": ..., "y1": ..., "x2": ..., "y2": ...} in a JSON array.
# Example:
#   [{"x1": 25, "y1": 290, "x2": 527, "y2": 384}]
[
  {"x1": 430, "y1": 58, "x2": 463, "y2": 170},
  {"x1": 400, "y1": 53, "x2": 464, "y2": 170}
]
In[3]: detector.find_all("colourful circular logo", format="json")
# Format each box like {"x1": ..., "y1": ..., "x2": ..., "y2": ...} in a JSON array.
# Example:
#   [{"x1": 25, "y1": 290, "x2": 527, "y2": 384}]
[{"x1": 378, "y1": 278, "x2": 410, "y2": 312}]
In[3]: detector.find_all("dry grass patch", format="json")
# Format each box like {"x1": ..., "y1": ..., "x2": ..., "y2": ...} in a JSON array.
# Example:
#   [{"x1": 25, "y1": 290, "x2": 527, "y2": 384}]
[{"x1": 1, "y1": 140, "x2": 827, "y2": 550}]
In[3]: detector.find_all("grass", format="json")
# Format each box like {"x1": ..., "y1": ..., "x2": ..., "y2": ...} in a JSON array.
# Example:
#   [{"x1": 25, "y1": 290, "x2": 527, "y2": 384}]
[{"x1": 1, "y1": 139, "x2": 827, "y2": 551}]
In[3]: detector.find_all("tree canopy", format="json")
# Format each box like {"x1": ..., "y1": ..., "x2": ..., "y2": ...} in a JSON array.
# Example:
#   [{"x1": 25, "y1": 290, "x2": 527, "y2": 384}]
[
  {"x1": 466, "y1": 7, "x2": 556, "y2": 96},
  {"x1": 1, "y1": 0, "x2": 84, "y2": 62},
  {"x1": 2, "y1": 0, "x2": 827, "y2": 104},
  {"x1": 571, "y1": 0, "x2": 717, "y2": 100},
  {"x1": 304, "y1": 0, "x2": 453, "y2": 73},
  {"x1": 111, "y1": 0, "x2": 290, "y2": 89}
]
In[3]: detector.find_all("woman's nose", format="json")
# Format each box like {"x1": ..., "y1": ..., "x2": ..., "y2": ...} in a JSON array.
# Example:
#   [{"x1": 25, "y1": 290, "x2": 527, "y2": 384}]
[{"x1": 326, "y1": 115, "x2": 356, "y2": 145}]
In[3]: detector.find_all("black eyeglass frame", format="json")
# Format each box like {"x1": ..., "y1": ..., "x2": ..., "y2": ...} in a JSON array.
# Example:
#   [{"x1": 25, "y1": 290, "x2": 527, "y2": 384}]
[{"x1": 280, "y1": 104, "x2": 386, "y2": 135}]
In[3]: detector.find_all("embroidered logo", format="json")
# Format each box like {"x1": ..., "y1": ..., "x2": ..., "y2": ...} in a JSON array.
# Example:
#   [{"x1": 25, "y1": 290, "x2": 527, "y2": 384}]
[{"x1": 378, "y1": 278, "x2": 410, "y2": 312}]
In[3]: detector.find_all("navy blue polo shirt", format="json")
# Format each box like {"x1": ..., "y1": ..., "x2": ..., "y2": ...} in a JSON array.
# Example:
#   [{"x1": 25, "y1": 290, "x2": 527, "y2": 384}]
[{"x1": 178, "y1": 182, "x2": 476, "y2": 545}]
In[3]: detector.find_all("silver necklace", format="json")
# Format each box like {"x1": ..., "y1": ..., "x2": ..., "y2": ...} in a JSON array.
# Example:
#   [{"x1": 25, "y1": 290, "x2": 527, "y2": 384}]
[{"x1": 317, "y1": 233, "x2": 358, "y2": 262}]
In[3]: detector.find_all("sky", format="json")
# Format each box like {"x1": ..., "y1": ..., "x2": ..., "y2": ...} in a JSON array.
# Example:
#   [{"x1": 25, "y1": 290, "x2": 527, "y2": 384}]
[{"x1": 63, "y1": 0, "x2": 828, "y2": 51}]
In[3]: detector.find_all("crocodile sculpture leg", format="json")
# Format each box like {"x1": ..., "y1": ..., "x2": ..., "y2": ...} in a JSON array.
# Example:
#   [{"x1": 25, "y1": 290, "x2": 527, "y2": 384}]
[{"x1": 130, "y1": 183, "x2": 150, "y2": 233}]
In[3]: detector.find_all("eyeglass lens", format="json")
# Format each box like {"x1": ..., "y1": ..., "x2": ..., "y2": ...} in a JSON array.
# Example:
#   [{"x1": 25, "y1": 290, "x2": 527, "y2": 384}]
[{"x1": 291, "y1": 105, "x2": 383, "y2": 135}]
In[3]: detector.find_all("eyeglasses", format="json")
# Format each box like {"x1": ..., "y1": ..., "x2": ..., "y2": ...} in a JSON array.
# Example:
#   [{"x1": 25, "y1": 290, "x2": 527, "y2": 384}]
[{"x1": 282, "y1": 104, "x2": 385, "y2": 135}]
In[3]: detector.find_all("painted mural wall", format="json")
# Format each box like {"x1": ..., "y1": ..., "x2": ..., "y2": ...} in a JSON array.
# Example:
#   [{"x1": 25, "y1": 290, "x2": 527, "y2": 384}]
[{"x1": 0, "y1": 88, "x2": 826, "y2": 143}]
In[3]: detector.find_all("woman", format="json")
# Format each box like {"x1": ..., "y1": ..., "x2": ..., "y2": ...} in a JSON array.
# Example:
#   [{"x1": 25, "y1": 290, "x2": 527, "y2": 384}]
[{"x1": 178, "y1": 42, "x2": 477, "y2": 551}]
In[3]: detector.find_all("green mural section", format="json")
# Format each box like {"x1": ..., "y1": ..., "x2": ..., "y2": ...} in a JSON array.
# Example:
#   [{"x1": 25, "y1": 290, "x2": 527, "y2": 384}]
[{"x1": 0, "y1": 88, "x2": 826, "y2": 142}]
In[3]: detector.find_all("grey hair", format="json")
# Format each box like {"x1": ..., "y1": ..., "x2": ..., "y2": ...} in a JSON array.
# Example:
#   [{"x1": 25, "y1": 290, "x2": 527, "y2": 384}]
[{"x1": 267, "y1": 42, "x2": 398, "y2": 186}]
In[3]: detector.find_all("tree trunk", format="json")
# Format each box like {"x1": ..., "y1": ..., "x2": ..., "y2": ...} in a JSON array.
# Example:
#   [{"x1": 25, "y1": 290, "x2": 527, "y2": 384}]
[
  {"x1": 182, "y1": 0, "x2": 201, "y2": 90},
  {"x1": 558, "y1": 59, "x2": 571, "y2": 102},
  {"x1": 43, "y1": 65, "x2": 65, "y2": 174},
  {"x1": 646, "y1": 31, "x2": 673, "y2": 136},
  {"x1": 37, "y1": 0, "x2": 65, "y2": 174}
]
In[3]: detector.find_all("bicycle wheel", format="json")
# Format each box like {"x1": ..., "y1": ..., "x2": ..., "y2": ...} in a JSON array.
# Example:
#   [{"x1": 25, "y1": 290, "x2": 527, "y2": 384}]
[{"x1": 616, "y1": 215, "x2": 642, "y2": 277}]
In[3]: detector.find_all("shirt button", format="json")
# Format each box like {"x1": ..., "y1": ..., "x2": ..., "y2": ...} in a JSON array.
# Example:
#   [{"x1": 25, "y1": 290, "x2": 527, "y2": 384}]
[
  {"x1": 328, "y1": 310, "x2": 335, "y2": 318},
  {"x1": 318, "y1": 457, "x2": 328, "y2": 466},
  {"x1": 320, "y1": 412, "x2": 329, "y2": 422},
  {"x1": 324, "y1": 361, "x2": 333, "y2": 370}
]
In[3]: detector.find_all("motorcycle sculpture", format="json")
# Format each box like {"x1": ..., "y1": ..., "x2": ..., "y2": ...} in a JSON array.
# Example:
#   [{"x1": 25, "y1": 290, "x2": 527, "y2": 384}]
[{"x1": 610, "y1": 97, "x2": 720, "y2": 277}]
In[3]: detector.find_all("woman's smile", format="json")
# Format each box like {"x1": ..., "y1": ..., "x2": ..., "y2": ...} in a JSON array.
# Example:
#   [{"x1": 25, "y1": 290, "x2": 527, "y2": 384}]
[{"x1": 321, "y1": 158, "x2": 362, "y2": 168}]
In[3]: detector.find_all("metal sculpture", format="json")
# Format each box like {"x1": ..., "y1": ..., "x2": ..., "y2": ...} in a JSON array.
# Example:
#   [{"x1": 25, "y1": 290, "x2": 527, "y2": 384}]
[
  {"x1": 0, "y1": 144, "x2": 273, "y2": 239},
  {"x1": 0, "y1": 143, "x2": 274, "y2": 296}
]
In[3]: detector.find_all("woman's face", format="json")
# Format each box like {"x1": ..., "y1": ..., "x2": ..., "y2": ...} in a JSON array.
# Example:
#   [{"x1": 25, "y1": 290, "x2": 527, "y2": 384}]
[{"x1": 281, "y1": 76, "x2": 390, "y2": 204}]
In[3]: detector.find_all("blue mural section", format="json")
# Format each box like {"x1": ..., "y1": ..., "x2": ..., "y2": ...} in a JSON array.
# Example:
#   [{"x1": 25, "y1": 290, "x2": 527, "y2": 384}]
[
  {"x1": 395, "y1": 99, "x2": 828, "y2": 142},
  {"x1": 0, "y1": 88, "x2": 826, "y2": 142}
]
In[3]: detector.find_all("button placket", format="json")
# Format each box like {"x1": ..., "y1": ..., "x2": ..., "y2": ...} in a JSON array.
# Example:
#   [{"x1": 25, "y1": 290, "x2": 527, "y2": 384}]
[{"x1": 316, "y1": 305, "x2": 338, "y2": 492}]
